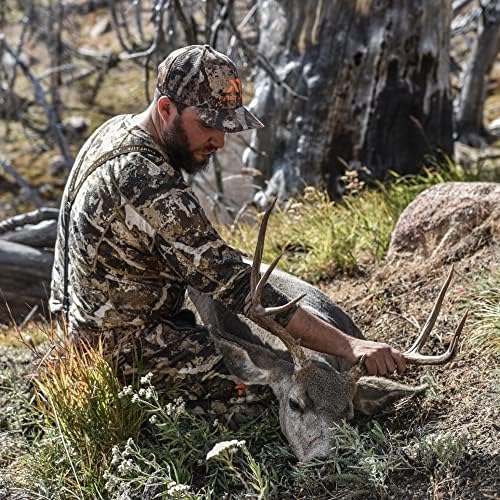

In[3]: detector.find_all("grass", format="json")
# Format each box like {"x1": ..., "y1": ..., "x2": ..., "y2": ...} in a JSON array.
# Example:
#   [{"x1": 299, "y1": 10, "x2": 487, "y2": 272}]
[
  {"x1": 463, "y1": 269, "x2": 500, "y2": 356},
  {"x1": 0, "y1": 163, "x2": 496, "y2": 498},
  {"x1": 220, "y1": 162, "x2": 482, "y2": 283},
  {"x1": 0, "y1": 318, "x2": 473, "y2": 499}
]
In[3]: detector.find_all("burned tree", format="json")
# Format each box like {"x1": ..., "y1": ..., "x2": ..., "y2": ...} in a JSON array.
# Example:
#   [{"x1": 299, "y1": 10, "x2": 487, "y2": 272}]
[
  {"x1": 245, "y1": 0, "x2": 454, "y2": 203},
  {"x1": 456, "y1": 0, "x2": 500, "y2": 145}
]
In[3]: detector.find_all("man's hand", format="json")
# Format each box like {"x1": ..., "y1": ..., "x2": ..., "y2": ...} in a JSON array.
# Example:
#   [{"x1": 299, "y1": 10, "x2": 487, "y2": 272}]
[
  {"x1": 349, "y1": 338, "x2": 406, "y2": 376},
  {"x1": 286, "y1": 306, "x2": 407, "y2": 376}
]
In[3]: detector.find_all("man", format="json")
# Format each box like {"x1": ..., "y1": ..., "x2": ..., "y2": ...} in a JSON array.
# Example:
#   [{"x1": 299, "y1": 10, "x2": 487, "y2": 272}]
[{"x1": 50, "y1": 45, "x2": 406, "y2": 385}]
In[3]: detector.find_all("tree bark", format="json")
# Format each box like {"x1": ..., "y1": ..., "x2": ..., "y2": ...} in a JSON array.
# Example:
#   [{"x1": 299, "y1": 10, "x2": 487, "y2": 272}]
[
  {"x1": 0, "y1": 210, "x2": 59, "y2": 323},
  {"x1": 0, "y1": 240, "x2": 54, "y2": 323},
  {"x1": 246, "y1": 0, "x2": 454, "y2": 203},
  {"x1": 456, "y1": 0, "x2": 500, "y2": 146}
]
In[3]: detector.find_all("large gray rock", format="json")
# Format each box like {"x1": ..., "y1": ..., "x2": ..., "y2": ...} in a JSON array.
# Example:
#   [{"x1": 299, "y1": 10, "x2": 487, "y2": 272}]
[{"x1": 387, "y1": 182, "x2": 500, "y2": 261}]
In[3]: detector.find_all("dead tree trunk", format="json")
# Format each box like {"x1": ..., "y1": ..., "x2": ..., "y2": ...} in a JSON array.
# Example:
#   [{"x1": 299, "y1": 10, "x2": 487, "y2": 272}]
[
  {"x1": 456, "y1": 0, "x2": 500, "y2": 145},
  {"x1": 0, "y1": 209, "x2": 58, "y2": 323},
  {"x1": 245, "y1": 0, "x2": 454, "y2": 204}
]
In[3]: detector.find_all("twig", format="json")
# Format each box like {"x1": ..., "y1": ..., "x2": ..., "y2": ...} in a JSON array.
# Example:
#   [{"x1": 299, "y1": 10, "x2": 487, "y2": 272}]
[
  {"x1": 226, "y1": 0, "x2": 260, "y2": 57},
  {"x1": 0, "y1": 158, "x2": 45, "y2": 208},
  {"x1": 0, "y1": 35, "x2": 73, "y2": 170},
  {"x1": 210, "y1": 0, "x2": 234, "y2": 48}
]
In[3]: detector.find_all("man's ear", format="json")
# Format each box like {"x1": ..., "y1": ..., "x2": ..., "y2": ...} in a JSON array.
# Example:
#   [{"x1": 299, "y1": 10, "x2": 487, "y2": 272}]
[
  {"x1": 354, "y1": 377, "x2": 428, "y2": 415},
  {"x1": 157, "y1": 96, "x2": 177, "y2": 125},
  {"x1": 210, "y1": 327, "x2": 294, "y2": 386}
]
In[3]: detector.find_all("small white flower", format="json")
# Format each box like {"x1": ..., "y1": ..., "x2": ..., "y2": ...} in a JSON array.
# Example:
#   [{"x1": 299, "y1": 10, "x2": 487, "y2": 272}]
[
  {"x1": 138, "y1": 388, "x2": 146, "y2": 397},
  {"x1": 166, "y1": 483, "x2": 190, "y2": 494},
  {"x1": 131, "y1": 394, "x2": 140, "y2": 403},
  {"x1": 145, "y1": 387, "x2": 154, "y2": 400},
  {"x1": 140, "y1": 372, "x2": 154, "y2": 385},
  {"x1": 118, "y1": 385, "x2": 133, "y2": 398},
  {"x1": 117, "y1": 458, "x2": 134, "y2": 474},
  {"x1": 149, "y1": 415, "x2": 158, "y2": 424},
  {"x1": 206, "y1": 439, "x2": 246, "y2": 460}
]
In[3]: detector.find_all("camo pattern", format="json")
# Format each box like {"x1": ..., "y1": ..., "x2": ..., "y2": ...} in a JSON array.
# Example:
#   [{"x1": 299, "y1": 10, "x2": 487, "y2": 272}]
[
  {"x1": 157, "y1": 45, "x2": 263, "y2": 132},
  {"x1": 50, "y1": 114, "x2": 295, "y2": 407}
]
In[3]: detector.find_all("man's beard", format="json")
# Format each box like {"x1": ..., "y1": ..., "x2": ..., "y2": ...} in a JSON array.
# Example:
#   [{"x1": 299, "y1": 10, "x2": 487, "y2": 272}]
[{"x1": 162, "y1": 115, "x2": 212, "y2": 175}]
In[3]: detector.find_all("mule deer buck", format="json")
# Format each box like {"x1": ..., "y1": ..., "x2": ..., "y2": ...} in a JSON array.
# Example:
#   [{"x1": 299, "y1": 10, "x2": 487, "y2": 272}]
[{"x1": 189, "y1": 201, "x2": 468, "y2": 461}]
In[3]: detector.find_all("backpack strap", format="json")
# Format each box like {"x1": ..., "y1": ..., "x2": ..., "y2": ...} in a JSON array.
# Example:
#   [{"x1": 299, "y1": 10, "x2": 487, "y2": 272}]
[{"x1": 62, "y1": 144, "x2": 166, "y2": 316}]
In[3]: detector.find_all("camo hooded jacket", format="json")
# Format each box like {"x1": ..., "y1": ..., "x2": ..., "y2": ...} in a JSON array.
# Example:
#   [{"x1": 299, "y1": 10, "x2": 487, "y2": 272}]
[{"x1": 50, "y1": 114, "x2": 296, "y2": 338}]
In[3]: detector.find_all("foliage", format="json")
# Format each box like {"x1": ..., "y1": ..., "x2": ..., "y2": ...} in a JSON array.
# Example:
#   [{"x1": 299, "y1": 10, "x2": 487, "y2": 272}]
[
  {"x1": 0, "y1": 327, "x2": 471, "y2": 499},
  {"x1": 221, "y1": 162, "x2": 478, "y2": 283},
  {"x1": 463, "y1": 269, "x2": 500, "y2": 355}
]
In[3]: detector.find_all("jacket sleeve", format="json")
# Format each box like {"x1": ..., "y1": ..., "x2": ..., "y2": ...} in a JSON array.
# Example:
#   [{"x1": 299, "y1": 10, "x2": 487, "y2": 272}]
[{"x1": 117, "y1": 157, "x2": 297, "y2": 326}]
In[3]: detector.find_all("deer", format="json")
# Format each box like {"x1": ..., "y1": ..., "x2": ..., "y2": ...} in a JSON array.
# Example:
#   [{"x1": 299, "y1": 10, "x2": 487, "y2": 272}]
[
  {"x1": 0, "y1": 205, "x2": 467, "y2": 461},
  {"x1": 188, "y1": 201, "x2": 468, "y2": 462}
]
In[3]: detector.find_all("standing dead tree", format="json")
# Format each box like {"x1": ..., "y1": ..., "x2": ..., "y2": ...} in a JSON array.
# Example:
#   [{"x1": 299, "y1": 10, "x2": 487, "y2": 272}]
[
  {"x1": 455, "y1": 0, "x2": 500, "y2": 145},
  {"x1": 244, "y1": 0, "x2": 455, "y2": 203}
]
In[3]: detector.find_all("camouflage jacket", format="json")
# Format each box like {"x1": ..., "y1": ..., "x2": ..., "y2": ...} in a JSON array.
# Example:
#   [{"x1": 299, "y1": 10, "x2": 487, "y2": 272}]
[{"x1": 50, "y1": 114, "x2": 295, "y2": 337}]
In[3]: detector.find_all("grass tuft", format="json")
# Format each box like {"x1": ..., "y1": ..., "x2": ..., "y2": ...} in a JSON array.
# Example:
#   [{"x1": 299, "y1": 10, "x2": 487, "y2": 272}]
[
  {"x1": 463, "y1": 269, "x2": 500, "y2": 355},
  {"x1": 222, "y1": 163, "x2": 478, "y2": 282}
]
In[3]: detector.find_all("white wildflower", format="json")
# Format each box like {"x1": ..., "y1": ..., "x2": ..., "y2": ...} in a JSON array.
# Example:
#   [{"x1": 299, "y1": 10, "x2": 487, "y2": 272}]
[
  {"x1": 145, "y1": 387, "x2": 154, "y2": 400},
  {"x1": 117, "y1": 458, "x2": 134, "y2": 474},
  {"x1": 149, "y1": 415, "x2": 158, "y2": 424},
  {"x1": 118, "y1": 385, "x2": 133, "y2": 398},
  {"x1": 123, "y1": 438, "x2": 135, "y2": 457},
  {"x1": 111, "y1": 445, "x2": 121, "y2": 465},
  {"x1": 166, "y1": 483, "x2": 190, "y2": 495},
  {"x1": 140, "y1": 372, "x2": 154, "y2": 385},
  {"x1": 138, "y1": 388, "x2": 146, "y2": 397},
  {"x1": 206, "y1": 439, "x2": 246, "y2": 460},
  {"x1": 131, "y1": 394, "x2": 140, "y2": 403}
]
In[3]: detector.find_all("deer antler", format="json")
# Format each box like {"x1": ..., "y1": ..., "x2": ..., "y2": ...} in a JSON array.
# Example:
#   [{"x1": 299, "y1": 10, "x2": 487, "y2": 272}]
[
  {"x1": 245, "y1": 198, "x2": 307, "y2": 368},
  {"x1": 402, "y1": 266, "x2": 468, "y2": 366}
]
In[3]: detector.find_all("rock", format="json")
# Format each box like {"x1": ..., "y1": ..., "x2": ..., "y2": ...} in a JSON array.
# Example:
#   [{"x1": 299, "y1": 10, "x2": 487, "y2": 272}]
[
  {"x1": 487, "y1": 117, "x2": 500, "y2": 137},
  {"x1": 90, "y1": 16, "x2": 111, "y2": 38},
  {"x1": 387, "y1": 182, "x2": 500, "y2": 262},
  {"x1": 63, "y1": 116, "x2": 90, "y2": 137},
  {"x1": 49, "y1": 155, "x2": 67, "y2": 176}
]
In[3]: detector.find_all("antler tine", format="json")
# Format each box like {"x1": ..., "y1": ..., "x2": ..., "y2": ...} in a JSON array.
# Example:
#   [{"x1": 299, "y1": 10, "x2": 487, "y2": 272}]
[
  {"x1": 250, "y1": 197, "x2": 277, "y2": 294},
  {"x1": 246, "y1": 198, "x2": 307, "y2": 368},
  {"x1": 405, "y1": 265, "x2": 455, "y2": 354},
  {"x1": 403, "y1": 310, "x2": 468, "y2": 365}
]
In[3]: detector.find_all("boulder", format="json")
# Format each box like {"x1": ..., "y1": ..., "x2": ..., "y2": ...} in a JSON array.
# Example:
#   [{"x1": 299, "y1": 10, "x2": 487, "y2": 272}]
[{"x1": 387, "y1": 182, "x2": 500, "y2": 262}]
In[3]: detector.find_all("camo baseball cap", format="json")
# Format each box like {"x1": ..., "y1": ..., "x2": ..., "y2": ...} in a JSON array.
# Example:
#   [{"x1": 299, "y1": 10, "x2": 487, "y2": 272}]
[{"x1": 157, "y1": 45, "x2": 264, "y2": 133}]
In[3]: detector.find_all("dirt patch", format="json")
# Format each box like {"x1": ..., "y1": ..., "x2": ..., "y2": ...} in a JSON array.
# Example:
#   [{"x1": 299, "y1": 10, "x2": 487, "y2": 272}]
[{"x1": 322, "y1": 236, "x2": 499, "y2": 499}]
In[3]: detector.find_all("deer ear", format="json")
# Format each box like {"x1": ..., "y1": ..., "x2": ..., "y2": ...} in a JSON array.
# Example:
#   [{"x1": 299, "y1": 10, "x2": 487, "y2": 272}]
[
  {"x1": 210, "y1": 327, "x2": 294, "y2": 385},
  {"x1": 353, "y1": 377, "x2": 428, "y2": 415}
]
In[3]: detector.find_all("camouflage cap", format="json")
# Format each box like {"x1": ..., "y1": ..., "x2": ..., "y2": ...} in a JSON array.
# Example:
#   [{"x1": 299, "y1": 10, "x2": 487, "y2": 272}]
[{"x1": 157, "y1": 45, "x2": 264, "y2": 133}]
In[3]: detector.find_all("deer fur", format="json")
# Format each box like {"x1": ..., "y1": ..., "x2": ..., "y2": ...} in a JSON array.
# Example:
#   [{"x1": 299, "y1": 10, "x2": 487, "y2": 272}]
[{"x1": 188, "y1": 263, "x2": 428, "y2": 462}]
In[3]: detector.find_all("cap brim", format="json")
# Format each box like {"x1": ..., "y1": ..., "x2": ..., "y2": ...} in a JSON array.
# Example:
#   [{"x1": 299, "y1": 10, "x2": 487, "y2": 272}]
[{"x1": 195, "y1": 105, "x2": 264, "y2": 133}]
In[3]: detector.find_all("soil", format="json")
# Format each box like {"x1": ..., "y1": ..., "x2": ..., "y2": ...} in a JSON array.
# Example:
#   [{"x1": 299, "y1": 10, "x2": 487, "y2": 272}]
[
  {"x1": 0, "y1": 231, "x2": 498, "y2": 499},
  {"x1": 321, "y1": 239, "x2": 499, "y2": 499}
]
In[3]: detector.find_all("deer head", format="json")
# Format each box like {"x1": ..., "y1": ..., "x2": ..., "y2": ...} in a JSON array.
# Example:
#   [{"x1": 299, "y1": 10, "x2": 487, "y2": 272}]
[{"x1": 191, "y1": 201, "x2": 468, "y2": 461}]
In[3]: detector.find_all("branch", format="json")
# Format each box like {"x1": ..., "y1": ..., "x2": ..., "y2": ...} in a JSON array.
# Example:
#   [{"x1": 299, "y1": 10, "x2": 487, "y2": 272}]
[
  {"x1": 0, "y1": 35, "x2": 74, "y2": 170},
  {"x1": 0, "y1": 158, "x2": 45, "y2": 208}
]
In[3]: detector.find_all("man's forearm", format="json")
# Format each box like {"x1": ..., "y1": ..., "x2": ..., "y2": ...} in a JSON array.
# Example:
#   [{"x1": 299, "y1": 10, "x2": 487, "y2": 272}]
[
  {"x1": 285, "y1": 306, "x2": 407, "y2": 375},
  {"x1": 286, "y1": 306, "x2": 357, "y2": 363}
]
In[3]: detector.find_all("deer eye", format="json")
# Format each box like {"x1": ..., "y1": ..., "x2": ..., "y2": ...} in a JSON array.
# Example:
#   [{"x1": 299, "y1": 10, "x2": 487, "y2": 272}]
[{"x1": 288, "y1": 398, "x2": 302, "y2": 412}]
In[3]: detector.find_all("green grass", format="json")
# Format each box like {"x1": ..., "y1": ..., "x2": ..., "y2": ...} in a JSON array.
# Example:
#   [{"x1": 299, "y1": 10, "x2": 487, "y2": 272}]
[
  {"x1": 463, "y1": 269, "x2": 500, "y2": 356},
  {"x1": 1, "y1": 330, "x2": 470, "y2": 499},
  {"x1": 221, "y1": 163, "x2": 481, "y2": 283}
]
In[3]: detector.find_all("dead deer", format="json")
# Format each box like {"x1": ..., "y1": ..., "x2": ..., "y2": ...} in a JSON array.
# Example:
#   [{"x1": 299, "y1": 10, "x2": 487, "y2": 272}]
[{"x1": 188, "y1": 201, "x2": 468, "y2": 461}]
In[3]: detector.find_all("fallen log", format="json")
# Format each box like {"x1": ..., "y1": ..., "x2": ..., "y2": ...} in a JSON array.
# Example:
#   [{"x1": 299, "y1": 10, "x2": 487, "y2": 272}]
[
  {"x1": 0, "y1": 209, "x2": 58, "y2": 323},
  {"x1": 0, "y1": 239, "x2": 54, "y2": 323}
]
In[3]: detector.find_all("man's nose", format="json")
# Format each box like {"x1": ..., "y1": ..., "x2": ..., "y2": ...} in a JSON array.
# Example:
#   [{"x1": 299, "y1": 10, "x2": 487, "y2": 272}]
[{"x1": 211, "y1": 130, "x2": 225, "y2": 150}]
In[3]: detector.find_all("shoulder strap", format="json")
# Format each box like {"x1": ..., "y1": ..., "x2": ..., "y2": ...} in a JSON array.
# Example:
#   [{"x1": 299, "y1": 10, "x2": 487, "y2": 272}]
[{"x1": 62, "y1": 144, "x2": 166, "y2": 315}]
